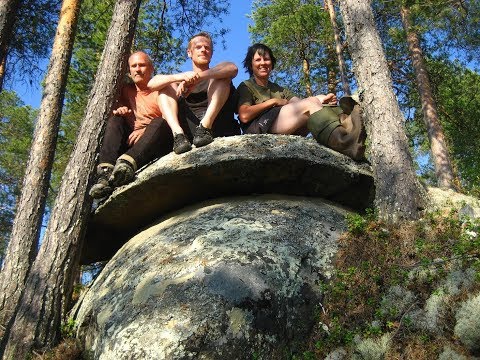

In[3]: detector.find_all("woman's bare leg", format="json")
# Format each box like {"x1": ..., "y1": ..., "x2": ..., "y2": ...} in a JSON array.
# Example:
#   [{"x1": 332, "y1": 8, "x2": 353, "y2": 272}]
[{"x1": 271, "y1": 93, "x2": 336, "y2": 134}]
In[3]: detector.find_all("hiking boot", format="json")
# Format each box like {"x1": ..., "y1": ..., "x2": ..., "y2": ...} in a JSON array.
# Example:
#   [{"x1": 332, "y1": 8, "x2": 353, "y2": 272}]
[
  {"x1": 89, "y1": 166, "x2": 113, "y2": 199},
  {"x1": 109, "y1": 159, "x2": 135, "y2": 187},
  {"x1": 173, "y1": 133, "x2": 192, "y2": 154},
  {"x1": 193, "y1": 124, "x2": 214, "y2": 147}
]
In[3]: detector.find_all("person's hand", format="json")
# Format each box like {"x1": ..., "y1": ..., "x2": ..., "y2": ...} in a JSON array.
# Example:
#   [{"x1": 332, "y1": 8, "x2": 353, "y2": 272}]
[
  {"x1": 183, "y1": 71, "x2": 200, "y2": 86},
  {"x1": 113, "y1": 106, "x2": 132, "y2": 116},
  {"x1": 127, "y1": 128, "x2": 145, "y2": 146},
  {"x1": 270, "y1": 98, "x2": 288, "y2": 107},
  {"x1": 176, "y1": 81, "x2": 193, "y2": 98}
]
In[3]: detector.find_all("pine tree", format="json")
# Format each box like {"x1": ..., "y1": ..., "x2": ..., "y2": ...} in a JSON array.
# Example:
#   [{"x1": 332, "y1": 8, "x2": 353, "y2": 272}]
[
  {"x1": 1, "y1": 0, "x2": 141, "y2": 356},
  {"x1": 400, "y1": 4, "x2": 456, "y2": 190},
  {"x1": 0, "y1": 0, "x2": 20, "y2": 74},
  {"x1": 339, "y1": 0, "x2": 426, "y2": 222},
  {"x1": 325, "y1": 0, "x2": 351, "y2": 95},
  {"x1": 0, "y1": 0, "x2": 82, "y2": 330}
]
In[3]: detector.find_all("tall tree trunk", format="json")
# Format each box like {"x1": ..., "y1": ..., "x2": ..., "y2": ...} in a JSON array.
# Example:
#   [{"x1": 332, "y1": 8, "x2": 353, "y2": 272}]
[
  {"x1": 325, "y1": 0, "x2": 351, "y2": 95},
  {"x1": 0, "y1": 0, "x2": 20, "y2": 66},
  {"x1": 0, "y1": 44, "x2": 6, "y2": 91},
  {"x1": 0, "y1": 0, "x2": 82, "y2": 330},
  {"x1": 326, "y1": 44, "x2": 338, "y2": 94},
  {"x1": 302, "y1": 57, "x2": 313, "y2": 96},
  {"x1": 339, "y1": 0, "x2": 426, "y2": 222},
  {"x1": 1, "y1": 0, "x2": 141, "y2": 357},
  {"x1": 400, "y1": 5, "x2": 456, "y2": 190}
]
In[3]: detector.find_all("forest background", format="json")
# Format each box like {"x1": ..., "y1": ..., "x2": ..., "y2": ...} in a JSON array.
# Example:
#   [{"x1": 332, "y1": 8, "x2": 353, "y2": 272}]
[
  {"x1": 1, "y1": 0, "x2": 479, "y2": 291},
  {"x1": 0, "y1": 0, "x2": 479, "y2": 356}
]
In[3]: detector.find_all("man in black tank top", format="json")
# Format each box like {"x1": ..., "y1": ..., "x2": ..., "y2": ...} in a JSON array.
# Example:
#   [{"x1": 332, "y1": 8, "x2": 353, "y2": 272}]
[{"x1": 148, "y1": 31, "x2": 240, "y2": 149}]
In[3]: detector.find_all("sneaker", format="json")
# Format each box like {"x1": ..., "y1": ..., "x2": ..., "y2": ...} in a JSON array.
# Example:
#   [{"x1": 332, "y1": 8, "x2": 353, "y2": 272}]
[
  {"x1": 109, "y1": 159, "x2": 135, "y2": 187},
  {"x1": 173, "y1": 133, "x2": 192, "y2": 154},
  {"x1": 89, "y1": 166, "x2": 113, "y2": 199},
  {"x1": 193, "y1": 124, "x2": 214, "y2": 147}
]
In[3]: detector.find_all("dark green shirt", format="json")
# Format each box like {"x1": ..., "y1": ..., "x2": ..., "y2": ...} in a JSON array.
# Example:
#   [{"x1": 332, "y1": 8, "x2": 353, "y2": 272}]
[{"x1": 236, "y1": 78, "x2": 295, "y2": 109}]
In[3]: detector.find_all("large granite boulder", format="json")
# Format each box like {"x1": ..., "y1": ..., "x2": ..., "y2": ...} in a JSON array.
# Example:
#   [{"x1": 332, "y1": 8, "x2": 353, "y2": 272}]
[
  {"x1": 82, "y1": 135, "x2": 374, "y2": 264},
  {"x1": 75, "y1": 195, "x2": 348, "y2": 359},
  {"x1": 74, "y1": 135, "x2": 375, "y2": 359}
]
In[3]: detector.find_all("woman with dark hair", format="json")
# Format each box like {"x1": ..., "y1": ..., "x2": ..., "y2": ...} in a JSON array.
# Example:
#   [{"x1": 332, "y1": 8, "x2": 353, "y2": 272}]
[{"x1": 236, "y1": 43, "x2": 366, "y2": 160}]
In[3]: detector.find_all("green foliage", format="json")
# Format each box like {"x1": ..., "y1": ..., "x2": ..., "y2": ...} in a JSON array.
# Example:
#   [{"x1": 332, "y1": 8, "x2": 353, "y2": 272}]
[
  {"x1": 346, "y1": 213, "x2": 368, "y2": 236},
  {"x1": 407, "y1": 59, "x2": 480, "y2": 194},
  {"x1": 312, "y1": 209, "x2": 480, "y2": 358},
  {"x1": 61, "y1": 318, "x2": 77, "y2": 339},
  {"x1": 3, "y1": 0, "x2": 60, "y2": 88},
  {"x1": 0, "y1": 91, "x2": 36, "y2": 261},
  {"x1": 249, "y1": 0, "x2": 336, "y2": 96},
  {"x1": 291, "y1": 350, "x2": 316, "y2": 360},
  {"x1": 346, "y1": 209, "x2": 376, "y2": 236},
  {"x1": 371, "y1": 1, "x2": 480, "y2": 192},
  {"x1": 430, "y1": 60, "x2": 480, "y2": 195}
]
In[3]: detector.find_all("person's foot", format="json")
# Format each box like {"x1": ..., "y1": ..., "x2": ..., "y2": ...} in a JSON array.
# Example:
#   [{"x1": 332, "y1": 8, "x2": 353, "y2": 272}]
[
  {"x1": 193, "y1": 124, "x2": 214, "y2": 147},
  {"x1": 173, "y1": 133, "x2": 192, "y2": 154},
  {"x1": 89, "y1": 165, "x2": 114, "y2": 199},
  {"x1": 329, "y1": 104, "x2": 366, "y2": 161},
  {"x1": 109, "y1": 159, "x2": 135, "y2": 187},
  {"x1": 316, "y1": 93, "x2": 337, "y2": 106}
]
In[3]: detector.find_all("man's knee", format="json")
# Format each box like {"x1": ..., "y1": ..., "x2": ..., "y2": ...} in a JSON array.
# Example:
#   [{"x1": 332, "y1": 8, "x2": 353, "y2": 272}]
[
  {"x1": 158, "y1": 84, "x2": 178, "y2": 99},
  {"x1": 106, "y1": 115, "x2": 127, "y2": 130},
  {"x1": 149, "y1": 116, "x2": 163, "y2": 126},
  {"x1": 208, "y1": 78, "x2": 231, "y2": 94}
]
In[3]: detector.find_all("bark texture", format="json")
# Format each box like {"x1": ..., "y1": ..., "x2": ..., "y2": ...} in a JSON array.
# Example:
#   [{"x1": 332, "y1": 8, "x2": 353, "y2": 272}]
[
  {"x1": 0, "y1": 0, "x2": 20, "y2": 65},
  {"x1": 339, "y1": 0, "x2": 426, "y2": 221},
  {"x1": 400, "y1": 5, "x2": 456, "y2": 190},
  {"x1": 325, "y1": 0, "x2": 351, "y2": 95},
  {"x1": 1, "y1": 0, "x2": 141, "y2": 357},
  {"x1": 0, "y1": 46, "x2": 6, "y2": 91},
  {"x1": 302, "y1": 57, "x2": 312, "y2": 96},
  {"x1": 0, "y1": 0, "x2": 81, "y2": 331}
]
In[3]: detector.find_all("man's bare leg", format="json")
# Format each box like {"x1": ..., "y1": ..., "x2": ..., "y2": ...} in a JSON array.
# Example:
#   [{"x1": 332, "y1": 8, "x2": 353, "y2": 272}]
[
  {"x1": 201, "y1": 78, "x2": 231, "y2": 129},
  {"x1": 192, "y1": 78, "x2": 231, "y2": 147},
  {"x1": 157, "y1": 85, "x2": 185, "y2": 135},
  {"x1": 157, "y1": 85, "x2": 192, "y2": 154}
]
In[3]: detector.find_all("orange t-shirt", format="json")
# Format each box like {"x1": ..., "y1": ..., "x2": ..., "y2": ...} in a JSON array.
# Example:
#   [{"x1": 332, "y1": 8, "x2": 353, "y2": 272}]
[{"x1": 119, "y1": 84, "x2": 163, "y2": 132}]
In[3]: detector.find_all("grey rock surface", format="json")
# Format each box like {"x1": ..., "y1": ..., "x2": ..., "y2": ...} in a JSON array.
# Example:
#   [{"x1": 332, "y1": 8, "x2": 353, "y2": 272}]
[
  {"x1": 75, "y1": 195, "x2": 348, "y2": 359},
  {"x1": 83, "y1": 135, "x2": 373, "y2": 263}
]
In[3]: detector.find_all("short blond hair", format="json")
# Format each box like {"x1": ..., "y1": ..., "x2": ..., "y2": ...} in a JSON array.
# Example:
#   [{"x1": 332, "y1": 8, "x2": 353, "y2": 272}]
[{"x1": 187, "y1": 31, "x2": 213, "y2": 51}]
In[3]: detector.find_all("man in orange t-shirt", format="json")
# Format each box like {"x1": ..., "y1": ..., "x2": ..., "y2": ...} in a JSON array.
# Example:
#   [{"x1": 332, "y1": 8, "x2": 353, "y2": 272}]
[{"x1": 89, "y1": 51, "x2": 191, "y2": 199}]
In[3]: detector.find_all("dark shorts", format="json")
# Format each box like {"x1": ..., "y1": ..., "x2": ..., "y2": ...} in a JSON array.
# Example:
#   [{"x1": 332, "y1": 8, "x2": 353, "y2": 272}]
[{"x1": 242, "y1": 106, "x2": 282, "y2": 134}]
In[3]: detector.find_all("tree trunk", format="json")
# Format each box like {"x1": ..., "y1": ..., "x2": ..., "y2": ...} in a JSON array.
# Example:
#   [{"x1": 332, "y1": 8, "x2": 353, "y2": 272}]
[
  {"x1": 339, "y1": 0, "x2": 426, "y2": 222},
  {"x1": 326, "y1": 44, "x2": 337, "y2": 94},
  {"x1": 1, "y1": 0, "x2": 141, "y2": 357},
  {"x1": 325, "y1": 0, "x2": 351, "y2": 95},
  {"x1": 0, "y1": 44, "x2": 6, "y2": 91},
  {"x1": 302, "y1": 57, "x2": 313, "y2": 96},
  {"x1": 400, "y1": 5, "x2": 456, "y2": 190},
  {"x1": 0, "y1": 0, "x2": 82, "y2": 332},
  {"x1": 0, "y1": 0, "x2": 20, "y2": 66}
]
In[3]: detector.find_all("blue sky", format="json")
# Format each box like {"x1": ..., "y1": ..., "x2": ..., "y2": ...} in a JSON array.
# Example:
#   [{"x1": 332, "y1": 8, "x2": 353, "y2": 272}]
[{"x1": 10, "y1": 2, "x2": 254, "y2": 108}]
